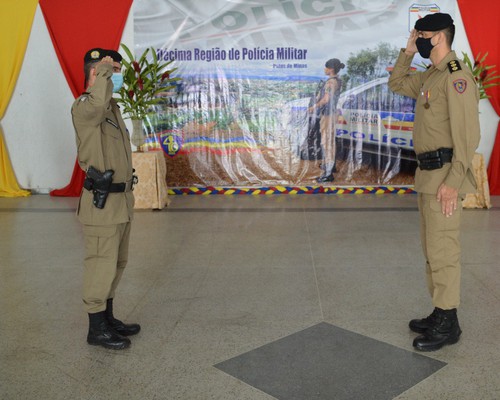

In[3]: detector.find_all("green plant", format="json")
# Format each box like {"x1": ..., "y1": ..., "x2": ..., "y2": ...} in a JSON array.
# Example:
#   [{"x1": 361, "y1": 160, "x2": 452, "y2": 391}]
[
  {"x1": 116, "y1": 43, "x2": 180, "y2": 120},
  {"x1": 462, "y1": 52, "x2": 500, "y2": 100}
]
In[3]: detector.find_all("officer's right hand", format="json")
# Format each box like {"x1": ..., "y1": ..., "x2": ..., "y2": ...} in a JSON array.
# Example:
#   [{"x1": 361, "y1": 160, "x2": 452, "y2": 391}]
[
  {"x1": 98, "y1": 56, "x2": 115, "y2": 67},
  {"x1": 405, "y1": 29, "x2": 418, "y2": 56},
  {"x1": 437, "y1": 183, "x2": 458, "y2": 217}
]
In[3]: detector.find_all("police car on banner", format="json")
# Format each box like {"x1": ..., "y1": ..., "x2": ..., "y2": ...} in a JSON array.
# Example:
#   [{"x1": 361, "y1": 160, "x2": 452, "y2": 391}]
[{"x1": 286, "y1": 76, "x2": 417, "y2": 169}]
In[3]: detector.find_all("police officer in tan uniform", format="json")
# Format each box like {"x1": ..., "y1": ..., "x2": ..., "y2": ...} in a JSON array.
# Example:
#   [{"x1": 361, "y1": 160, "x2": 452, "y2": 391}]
[
  {"x1": 73, "y1": 48, "x2": 140, "y2": 350},
  {"x1": 389, "y1": 13, "x2": 480, "y2": 351}
]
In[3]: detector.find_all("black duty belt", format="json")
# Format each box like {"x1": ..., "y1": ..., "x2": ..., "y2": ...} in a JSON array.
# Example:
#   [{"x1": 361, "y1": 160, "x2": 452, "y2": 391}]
[
  {"x1": 417, "y1": 148, "x2": 453, "y2": 170},
  {"x1": 83, "y1": 179, "x2": 133, "y2": 192}
]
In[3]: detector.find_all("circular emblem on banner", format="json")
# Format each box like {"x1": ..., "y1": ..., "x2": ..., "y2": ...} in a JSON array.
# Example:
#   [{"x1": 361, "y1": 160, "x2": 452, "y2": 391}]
[
  {"x1": 160, "y1": 133, "x2": 183, "y2": 157},
  {"x1": 408, "y1": 3, "x2": 440, "y2": 32}
]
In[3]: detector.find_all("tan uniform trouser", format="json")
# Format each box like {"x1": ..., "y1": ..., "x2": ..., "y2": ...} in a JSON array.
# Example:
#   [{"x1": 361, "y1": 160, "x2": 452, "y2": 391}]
[
  {"x1": 418, "y1": 193, "x2": 462, "y2": 310},
  {"x1": 82, "y1": 222, "x2": 131, "y2": 313},
  {"x1": 320, "y1": 114, "x2": 336, "y2": 170}
]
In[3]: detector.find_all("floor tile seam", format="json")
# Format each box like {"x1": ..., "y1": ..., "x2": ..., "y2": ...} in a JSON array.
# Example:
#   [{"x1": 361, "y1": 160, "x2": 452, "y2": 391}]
[
  {"x1": 127, "y1": 253, "x2": 217, "y2": 339},
  {"x1": 166, "y1": 222, "x2": 221, "y2": 336},
  {"x1": 126, "y1": 277, "x2": 165, "y2": 323},
  {"x1": 312, "y1": 263, "x2": 423, "y2": 269},
  {"x1": 163, "y1": 207, "x2": 421, "y2": 213},
  {"x1": 0, "y1": 208, "x2": 76, "y2": 212},
  {"x1": 211, "y1": 367, "x2": 276, "y2": 399},
  {"x1": 303, "y1": 208, "x2": 325, "y2": 321},
  {"x1": 2, "y1": 207, "x2": 499, "y2": 213},
  {"x1": 320, "y1": 318, "x2": 448, "y2": 362},
  {"x1": 466, "y1": 269, "x2": 500, "y2": 302},
  {"x1": 462, "y1": 261, "x2": 500, "y2": 266},
  {"x1": 394, "y1": 375, "x2": 439, "y2": 400},
  {"x1": 395, "y1": 364, "x2": 453, "y2": 396}
]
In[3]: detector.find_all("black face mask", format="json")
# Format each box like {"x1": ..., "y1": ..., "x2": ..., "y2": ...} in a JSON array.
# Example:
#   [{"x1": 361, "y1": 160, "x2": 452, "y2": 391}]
[{"x1": 415, "y1": 36, "x2": 435, "y2": 59}]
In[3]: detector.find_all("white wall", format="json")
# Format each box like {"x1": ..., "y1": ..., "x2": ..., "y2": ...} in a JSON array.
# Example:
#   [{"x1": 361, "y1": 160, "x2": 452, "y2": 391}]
[
  {"x1": 2, "y1": 5, "x2": 134, "y2": 193},
  {"x1": 2, "y1": 4, "x2": 498, "y2": 192}
]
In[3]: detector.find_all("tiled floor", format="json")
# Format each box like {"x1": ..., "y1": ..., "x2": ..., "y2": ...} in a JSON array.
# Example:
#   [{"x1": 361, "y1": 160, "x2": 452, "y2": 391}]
[{"x1": 1, "y1": 193, "x2": 499, "y2": 400}]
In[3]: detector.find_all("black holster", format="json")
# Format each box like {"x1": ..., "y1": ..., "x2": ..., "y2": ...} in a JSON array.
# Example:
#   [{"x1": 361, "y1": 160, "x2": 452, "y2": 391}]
[{"x1": 84, "y1": 166, "x2": 114, "y2": 209}]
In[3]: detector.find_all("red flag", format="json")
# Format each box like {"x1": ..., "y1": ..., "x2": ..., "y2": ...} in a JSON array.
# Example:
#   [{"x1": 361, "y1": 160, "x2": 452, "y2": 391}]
[{"x1": 39, "y1": 0, "x2": 132, "y2": 196}]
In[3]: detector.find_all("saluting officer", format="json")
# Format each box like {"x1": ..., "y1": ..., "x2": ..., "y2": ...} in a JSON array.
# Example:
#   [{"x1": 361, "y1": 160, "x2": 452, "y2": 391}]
[
  {"x1": 73, "y1": 48, "x2": 140, "y2": 350},
  {"x1": 389, "y1": 13, "x2": 480, "y2": 351}
]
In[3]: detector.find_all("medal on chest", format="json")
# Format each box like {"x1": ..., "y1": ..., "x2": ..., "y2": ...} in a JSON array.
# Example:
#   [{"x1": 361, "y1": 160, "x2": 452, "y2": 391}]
[{"x1": 421, "y1": 90, "x2": 431, "y2": 109}]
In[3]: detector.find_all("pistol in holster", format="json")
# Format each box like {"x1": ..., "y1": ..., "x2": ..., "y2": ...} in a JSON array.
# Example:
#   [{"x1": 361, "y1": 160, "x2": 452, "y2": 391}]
[{"x1": 84, "y1": 166, "x2": 114, "y2": 209}]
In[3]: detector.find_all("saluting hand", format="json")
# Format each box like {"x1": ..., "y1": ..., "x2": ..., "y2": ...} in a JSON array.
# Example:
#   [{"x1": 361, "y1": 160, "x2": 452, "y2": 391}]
[
  {"x1": 437, "y1": 183, "x2": 459, "y2": 217},
  {"x1": 405, "y1": 29, "x2": 418, "y2": 56},
  {"x1": 98, "y1": 56, "x2": 115, "y2": 67}
]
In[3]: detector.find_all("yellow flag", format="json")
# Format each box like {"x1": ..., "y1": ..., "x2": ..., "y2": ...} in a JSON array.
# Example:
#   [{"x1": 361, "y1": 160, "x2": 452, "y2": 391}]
[{"x1": 0, "y1": 0, "x2": 38, "y2": 197}]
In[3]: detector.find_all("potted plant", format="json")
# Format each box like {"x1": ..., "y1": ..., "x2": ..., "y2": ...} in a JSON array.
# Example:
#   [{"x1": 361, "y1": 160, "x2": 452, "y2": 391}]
[
  {"x1": 116, "y1": 43, "x2": 179, "y2": 148},
  {"x1": 461, "y1": 52, "x2": 500, "y2": 100}
]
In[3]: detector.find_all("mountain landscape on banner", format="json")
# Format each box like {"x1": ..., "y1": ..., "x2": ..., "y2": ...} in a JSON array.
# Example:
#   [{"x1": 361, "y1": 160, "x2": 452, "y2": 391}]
[{"x1": 133, "y1": 0, "x2": 457, "y2": 187}]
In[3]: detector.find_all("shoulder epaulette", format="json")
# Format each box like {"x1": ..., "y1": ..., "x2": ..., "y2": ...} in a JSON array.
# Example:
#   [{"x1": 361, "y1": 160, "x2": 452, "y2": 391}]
[{"x1": 447, "y1": 60, "x2": 462, "y2": 73}]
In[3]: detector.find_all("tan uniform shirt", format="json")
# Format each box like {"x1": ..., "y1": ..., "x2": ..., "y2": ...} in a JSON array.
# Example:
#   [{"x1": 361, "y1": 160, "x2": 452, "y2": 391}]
[
  {"x1": 72, "y1": 63, "x2": 134, "y2": 225},
  {"x1": 389, "y1": 50, "x2": 480, "y2": 195}
]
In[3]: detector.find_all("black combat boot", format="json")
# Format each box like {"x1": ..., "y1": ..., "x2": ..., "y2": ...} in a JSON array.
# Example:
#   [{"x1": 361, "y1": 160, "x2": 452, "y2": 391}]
[
  {"x1": 87, "y1": 311, "x2": 131, "y2": 350},
  {"x1": 413, "y1": 308, "x2": 462, "y2": 352},
  {"x1": 409, "y1": 308, "x2": 439, "y2": 333},
  {"x1": 105, "y1": 298, "x2": 141, "y2": 336}
]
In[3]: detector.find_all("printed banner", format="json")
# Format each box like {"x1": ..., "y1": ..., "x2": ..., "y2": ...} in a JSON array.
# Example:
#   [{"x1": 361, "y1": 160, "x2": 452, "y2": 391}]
[{"x1": 134, "y1": 0, "x2": 457, "y2": 187}]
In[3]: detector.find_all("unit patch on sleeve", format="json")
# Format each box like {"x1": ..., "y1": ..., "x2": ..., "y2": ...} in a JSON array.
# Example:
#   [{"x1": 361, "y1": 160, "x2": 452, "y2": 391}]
[{"x1": 453, "y1": 79, "x2": 467, "y2": 94}]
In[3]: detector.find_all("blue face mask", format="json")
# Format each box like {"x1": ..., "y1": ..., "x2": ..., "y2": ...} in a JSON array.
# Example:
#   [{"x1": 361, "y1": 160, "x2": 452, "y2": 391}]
[{"x1": 111, "y1": 73, "x2": 124, "y2": 92}]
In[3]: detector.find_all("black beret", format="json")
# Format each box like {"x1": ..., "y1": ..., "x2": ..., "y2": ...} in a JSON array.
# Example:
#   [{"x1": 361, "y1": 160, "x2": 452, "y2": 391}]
[
  {"x1": 84, "y1": 48, "x2": 123, "y2": 64},
  {"x1": 106, "y1": 50, "x2": 123, "y2": 63},
  {"x1": 415, "y1": 12, "x2": 454, "y2": 32}
]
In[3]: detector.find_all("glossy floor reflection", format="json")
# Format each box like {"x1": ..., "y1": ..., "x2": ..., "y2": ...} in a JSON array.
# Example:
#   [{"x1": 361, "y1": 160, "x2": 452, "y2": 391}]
[{"x1": 1, "y1": 194, "x2": 499, "y2": 400}]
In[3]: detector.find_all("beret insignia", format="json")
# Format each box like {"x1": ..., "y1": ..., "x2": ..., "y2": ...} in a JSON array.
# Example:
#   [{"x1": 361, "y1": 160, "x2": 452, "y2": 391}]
[
  {"x1": 447, "y1": 60, "x2": 462, "y2": 73},
  {"x1": 453, "y1": 79, "x2": 467, "y2": 94},
  {"x1": 90, "y1": 50, "x2": 100, "y2": 59}
]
